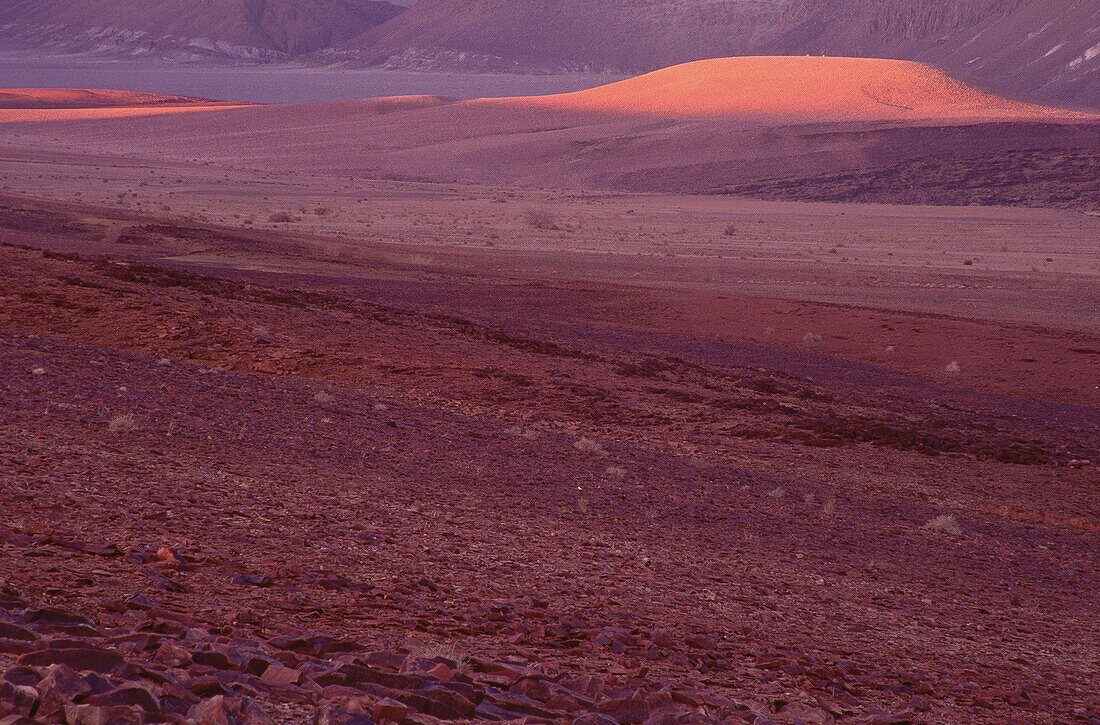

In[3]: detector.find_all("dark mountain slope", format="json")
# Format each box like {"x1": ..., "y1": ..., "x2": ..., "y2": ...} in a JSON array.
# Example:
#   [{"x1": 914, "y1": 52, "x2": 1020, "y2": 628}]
[{"x1": 0, "y1": 0, "x2": 404, "y2": 59}]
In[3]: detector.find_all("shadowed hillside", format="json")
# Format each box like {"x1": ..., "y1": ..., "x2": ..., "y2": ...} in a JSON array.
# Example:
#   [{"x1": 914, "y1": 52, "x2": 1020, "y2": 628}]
[
  {"x1": 341, "y1": 0, "x2": 1100, "y2": 107},
  {"x1": 0, "y1": 0, "x2": 404, "y2": 60}
]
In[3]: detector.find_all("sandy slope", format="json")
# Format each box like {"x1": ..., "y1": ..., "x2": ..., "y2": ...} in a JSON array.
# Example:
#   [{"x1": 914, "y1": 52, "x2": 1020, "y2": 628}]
[
  {"x1": 0, "y1": 88, "x2": 209, "y2": 108},
  {"x1": 0, "y1": 58, "x2": 1096, "y2": 206},
  {"x1": 498, "y1": 56, "x2": 1080, "y2": 122},
  {"x1": 0, "y1": 88, "x2": 250, "y2": 122}
]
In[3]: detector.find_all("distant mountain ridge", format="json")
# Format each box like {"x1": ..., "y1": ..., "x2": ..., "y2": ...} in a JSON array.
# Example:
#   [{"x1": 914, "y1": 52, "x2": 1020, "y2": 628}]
[
  {"x1": 764, "y1": 0, "x2": 1100, "y2": 106},
  {"x1": 0, "y1": 0, "x2": 404, "y2": 60},
  {"x1": 342, "y1": 0, "x2": 1100, "y2": 106},
  {"x1": 0, "y1": 0, "x2": 1095, "y2": 106},
  {"x1": 343, "y1": 0, "x2": 790, "y2": 71}
]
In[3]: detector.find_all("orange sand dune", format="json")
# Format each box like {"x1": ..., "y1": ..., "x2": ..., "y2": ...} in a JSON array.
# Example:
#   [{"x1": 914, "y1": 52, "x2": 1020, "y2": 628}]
[
  {"x1": 0, "y1": 88, "x2": 250, "y2": 122},
  {"x1": 0, "y1": 59, "x2": 1095, "y2": 205},
  {"x1": 494, "y1": 56, "x2": 1088, "y2": 122},
  {"x1": 0, "y1": 88, "x2": 210, "y2": 108}
]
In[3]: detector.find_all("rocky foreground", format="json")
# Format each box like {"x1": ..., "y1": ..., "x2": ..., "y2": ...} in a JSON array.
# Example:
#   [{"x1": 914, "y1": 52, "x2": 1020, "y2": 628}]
[{"x1": 0, "y1": 199, "x2": 1097, "y2": 724}]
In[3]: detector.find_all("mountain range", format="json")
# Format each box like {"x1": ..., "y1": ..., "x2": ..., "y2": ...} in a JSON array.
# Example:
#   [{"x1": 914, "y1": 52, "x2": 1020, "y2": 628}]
[
  {"x1": 1, "y1": 0, "x2": 1096, "y2": 106},
  {"x1": 0, "y1": 0, "x2": 403, "y2": 60}
]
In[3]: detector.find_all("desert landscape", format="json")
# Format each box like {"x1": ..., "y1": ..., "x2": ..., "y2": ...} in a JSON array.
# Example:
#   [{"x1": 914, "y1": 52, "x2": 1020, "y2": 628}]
[{"x1": 0, "y1": 2, "x2": 1098, "y2": 725}]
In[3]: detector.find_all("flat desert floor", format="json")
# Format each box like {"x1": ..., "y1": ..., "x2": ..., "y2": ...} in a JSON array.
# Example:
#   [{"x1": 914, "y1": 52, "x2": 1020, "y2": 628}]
[{"x1": 0, "y1": 64, "x2": 1098, "y2": 725}]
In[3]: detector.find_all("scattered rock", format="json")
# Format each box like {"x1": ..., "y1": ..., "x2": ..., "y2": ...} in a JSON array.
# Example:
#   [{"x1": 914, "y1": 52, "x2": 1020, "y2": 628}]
[
  {"x1": 260, "y1": 663, "x2": 302, "y2": 687},
  {"x1": 19, "y1": 647, "x2": 123, "y2": 674},
  {"x1": 374, "y1": 697, "x2": 409, "y2": 723}
]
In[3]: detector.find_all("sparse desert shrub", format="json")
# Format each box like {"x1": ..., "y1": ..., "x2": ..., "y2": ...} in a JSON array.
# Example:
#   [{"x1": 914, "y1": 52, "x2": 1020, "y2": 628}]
[
  {"x1": 313, "y1": 391, "x2": 333, "y2": 404},
  {"x1": 574, "y1": 436, "x2": 606, "y2": 456},
  {"x1": 923, "y1": 514, "x2": 963, "y2": 536},
  {"x1": 687, "y1": 454, "x2": 710, "y2": 468},
  {"x1": 606, "y1": 465, "x2": 626, "y2": 478},
  {"x1": 523, "y1": 207, "x2": 559, "y2": 231},
  {"x1": 945, "y1": 361, "x2": 961, "y2": 374},
  {"x1": 408, "y1": 641, "x2": 467, "y2": 674},
  {"x1": 802, "y1": 333, "x2": 823, "y2": 344},
  {"x1": 822, "y1": 497, "x2": 837, "y2": 516},
  {"x1": 268, "y1": 211, "x2": 294, "y2": 223},
  {"x1": 504, "y1": 425, "x2": 540, "y2": 439},
  {"x1": 30, "y1": 367, "x2": 46, "y2": 376},
  {"x1": 723, "y1": 224, "x2": 738, "y2": 236},
  {"x1": 108, "y1": 414, "x2": 137, "y2": 434},
  {"x1": 768, "y1": 487, "x2": 787, "y2": 498}
]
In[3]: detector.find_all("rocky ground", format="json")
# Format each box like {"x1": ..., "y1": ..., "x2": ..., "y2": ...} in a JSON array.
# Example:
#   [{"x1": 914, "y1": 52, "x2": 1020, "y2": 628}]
[{"x1": 0, "y1": 196, "x2": 1097, "y2": 725}]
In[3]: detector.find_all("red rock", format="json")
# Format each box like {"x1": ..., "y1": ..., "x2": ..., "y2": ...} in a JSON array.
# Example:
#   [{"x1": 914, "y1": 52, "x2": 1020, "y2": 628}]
[
  {"x1": 154, "y1": 641, "x2": 191, "y2": 667},
  {"x1": 63, "y1": 703, "x2": 145, "y2": 725},
  {"x1": 186, "y1": 676, "x2": 231, "y2": 698},
  {"x1": 374, "y1": 697, "x2": 410, "y2": 723},
  {"x1": 907, "y1": 695, "x2": 930, "y2": 712},
  {"x1": 650, "y1": 630, "x2": 675, "y2": 649},
  {"x1": 0, "y1": 682, "x2": 38, "y2": 716},
  {"x1": 683, "y1": 635, "x2": 716, "y2": 650},
  {"x1": 866, "y1": 714, "x2": 913, "y2": 725},
  {"x1": 2, "y1": 668, "x2": 40, "y2": 689},
  {"x1": 191, "y1": 650, "x2": 237, "y2": 670},
  {"x1": 0, "y1": 624, "x2": 35, "y2": 642},
  {"x1": 0, "y1": 715, "x2": 41, "y2": 725},
  {"x1": 595, "y1": 688, "x2": 674, "y2": 724},
  {"x1": 19, "y1": 647, "x2": 123, "y2": 674},
  {"x1": 572, "y1": 714, "x2": 620, "y2": 725},
  {"x1": 0, "y1": 640, "x2": 35, "y2": 656},
  {"x1": 187, "y1": 695, "x2": 235, "y2": 725},
  {"x1": 260, "y1": 663, "x2": 302, "y2": 687},
  {"x1": 425, "y1": 662, "x2": 453, "y2": 681},
  {"x1": 416, "y1": 685, "x2": 478, "y2": 718},
  {"x1": 35, "y1": 663, "x2": 92, "y2": 717},
  {"x1": 84, "y1": 683, "x2": 160, "y2": 711}
]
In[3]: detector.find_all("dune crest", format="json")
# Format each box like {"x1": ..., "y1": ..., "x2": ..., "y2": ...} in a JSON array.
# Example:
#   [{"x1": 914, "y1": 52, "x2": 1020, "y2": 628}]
[
  {"x1": 0, "y1": 88, "x2": 213, "y2": 109},
  {"x1": 0, "y1": 88, "x2": 251, "y2": 122},
  {"x1": 495, "y1": 56, "x2": 1086, "y2": 122}
]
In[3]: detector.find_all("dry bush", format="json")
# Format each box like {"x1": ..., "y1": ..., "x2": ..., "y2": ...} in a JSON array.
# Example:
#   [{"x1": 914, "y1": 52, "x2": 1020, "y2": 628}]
[
  {"x1": 923, "y1": 514, "x2": 963, "y2": 536},
  {"x1": 945, "y1": 361, "x2": 961, "y2": 374},
  {"x1": 268, "y1": 211, "x2": 294, "y2": 223},
  {"x1": 802, "y1": 333, "x2": 823, "y2": 344},
  {"x1": 606, "y1": 465, "x2": 626, "y2": 478},
  {"x1": 723, "y1": 224, "x2": 738, "y2": 236},
  {"x1": 505, "y1": 426, "x2": 540, "y2": 440},
  {"x1": 107, "y1": 414, "x2": 137, "y2": 434},
  {"x1": 523, "y1": 207, "x2": 559, "y2": 231},
  {"x1": 574, "y1": 436, "x2": 606, "y2": 456},
  {"x1": 768, "y1": 487, "x2": 787, "y2": 498},
  {"x1": 313, "y1": 391, "x2": 333, "y2": 404},
  {"x1": 407, "y1": 641, "x2": 467, "y2": 675}
]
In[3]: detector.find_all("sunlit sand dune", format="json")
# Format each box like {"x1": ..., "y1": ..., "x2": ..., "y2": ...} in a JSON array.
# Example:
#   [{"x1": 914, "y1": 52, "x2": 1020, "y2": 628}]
[
  {"x1": 495, "y1": 56, "x2": 1087, "y2": 122},
  {"x1": 0, "y1": 59, "x2": 1095, "y2": 205},
  {"x1": 0, "y1": 88, "x2": 249, "y2": 122}
]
